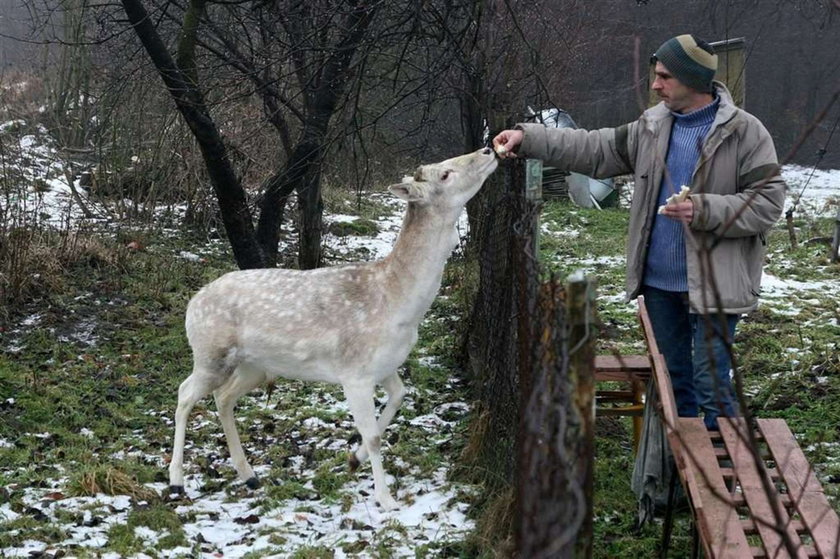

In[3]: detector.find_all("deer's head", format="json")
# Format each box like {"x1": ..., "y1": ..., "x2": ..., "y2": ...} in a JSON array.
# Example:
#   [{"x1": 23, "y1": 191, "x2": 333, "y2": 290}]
[{"x1": 389, "y1": 148, "x2": 497, "y2": 211}]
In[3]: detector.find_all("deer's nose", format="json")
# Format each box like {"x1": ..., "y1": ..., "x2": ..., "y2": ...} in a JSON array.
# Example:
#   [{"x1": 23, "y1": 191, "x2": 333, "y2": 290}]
[{"x1": 481, "y1": 147, "x2": 492, "y2": 155}]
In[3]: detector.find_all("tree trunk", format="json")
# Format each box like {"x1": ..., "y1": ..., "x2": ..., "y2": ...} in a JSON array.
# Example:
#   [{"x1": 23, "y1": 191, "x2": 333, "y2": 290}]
[
  {"x1": 297, "y1": 164, "x2": 324, "y2": 270},
  {"x1": 256, "y1": 140, "x2": 322, "y2": 267},
  {"x1": 270, "y1": 2, "x2": 376, "y2": 268},
  {"x1": 121, "y1": 0, "x2": 265, "y2": 270}
]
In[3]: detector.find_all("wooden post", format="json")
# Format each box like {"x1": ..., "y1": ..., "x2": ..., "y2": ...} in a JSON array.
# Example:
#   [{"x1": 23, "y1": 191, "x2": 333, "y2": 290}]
[
  {"x1": 567, "y1": 272, "x2": 596, "y2": 558},
  {"x1": 786, "y1": 208, "x2": 799, "y2": 250},
  {"x1": 514, "y1": 158, "x2": 544, "y2": 403},
  {"x1": 526, "y1": 158, "x2": 543, "y2": 256}
]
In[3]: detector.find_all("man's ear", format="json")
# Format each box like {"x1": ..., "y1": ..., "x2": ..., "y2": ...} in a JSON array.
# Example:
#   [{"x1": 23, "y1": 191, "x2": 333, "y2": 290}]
[{"x1": 389, "y1": 179, "x2": 428, "y2": 202}]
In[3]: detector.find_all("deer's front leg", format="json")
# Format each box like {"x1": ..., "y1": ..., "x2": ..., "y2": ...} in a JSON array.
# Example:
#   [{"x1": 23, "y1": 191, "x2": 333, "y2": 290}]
[
  {"x1": 343, "y1": 381, "x2": 399, "y2": 511},
  {"x1": 350, "y1": 373, "x2": 405, "y2": 470}
]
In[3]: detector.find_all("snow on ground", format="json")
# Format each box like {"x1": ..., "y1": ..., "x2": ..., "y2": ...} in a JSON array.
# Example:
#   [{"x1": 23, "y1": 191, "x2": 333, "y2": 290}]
[
  {"x1": 1, "y1": 123, "x2": 104, "y2": 228},
  {"x1": 782, "y1": 164, "x2": 840, "y2": 217},
  {"x1": 1, "y1": 366, "x2": 477, "y2": 558},
  {"x1": 324, "y1": 201, "x2": 406, "y2": 260}
]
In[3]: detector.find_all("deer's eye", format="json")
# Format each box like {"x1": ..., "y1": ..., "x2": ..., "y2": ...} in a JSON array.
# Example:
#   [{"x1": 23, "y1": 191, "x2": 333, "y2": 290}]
[{"x1": 441, "y1": 171, "x2": 451, "y2": 181}]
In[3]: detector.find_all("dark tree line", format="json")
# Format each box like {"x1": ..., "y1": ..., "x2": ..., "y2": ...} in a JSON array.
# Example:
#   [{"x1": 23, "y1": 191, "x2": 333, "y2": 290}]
[
  {"x1": 6, "y1": 0, "x2": 837, "y2": 269},
  {"x1": 112, "y1": 0, "x2": 573, "y2": 269}
]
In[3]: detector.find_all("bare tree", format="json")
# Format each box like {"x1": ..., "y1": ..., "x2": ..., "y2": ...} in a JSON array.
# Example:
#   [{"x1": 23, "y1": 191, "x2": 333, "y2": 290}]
[
  {"x1": 121, "y1": 0, "x2": 265, "y2": 269},
  {"x1": 115, "y1": 0, "x2": 385, "y2": 268}
]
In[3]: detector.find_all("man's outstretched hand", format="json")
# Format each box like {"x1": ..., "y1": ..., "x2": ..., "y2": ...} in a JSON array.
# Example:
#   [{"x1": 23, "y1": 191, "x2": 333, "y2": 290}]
[{"x1": 492, "y1": 129, "x2": 524, "y2": 159}]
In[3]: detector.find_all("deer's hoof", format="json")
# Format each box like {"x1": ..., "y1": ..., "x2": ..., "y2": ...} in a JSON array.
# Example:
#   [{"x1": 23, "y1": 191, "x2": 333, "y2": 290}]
[
  {"x1": 377, "y1": 494, "x2": 399, "y2": 511},
  {"x1": 245, "y1": 477, "x2": 261, "y2": 490},
  {"x1": 348, "y1": 453, "x2": 361, "y2": 472},
  {"x1": 168, "y1": 485, "x2": 185, "y2": 495}
]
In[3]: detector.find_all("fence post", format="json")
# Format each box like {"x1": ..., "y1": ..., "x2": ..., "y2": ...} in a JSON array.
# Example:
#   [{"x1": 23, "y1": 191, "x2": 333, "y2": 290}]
[
  {"x1": 526, "y1": 158, "x2": 543, "y2": 255},
  {"x1": 567, "y1": 272, "x2": 596, "y2": 558},
  {"x1": 517, "y1": 158, "x2": 543, "y2": 400}
]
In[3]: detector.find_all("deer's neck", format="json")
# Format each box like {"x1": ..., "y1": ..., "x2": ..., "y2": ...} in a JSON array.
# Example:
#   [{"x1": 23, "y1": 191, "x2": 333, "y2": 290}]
[{"x1": 379, "y1": 203, "x2": 460, "y2": 316}]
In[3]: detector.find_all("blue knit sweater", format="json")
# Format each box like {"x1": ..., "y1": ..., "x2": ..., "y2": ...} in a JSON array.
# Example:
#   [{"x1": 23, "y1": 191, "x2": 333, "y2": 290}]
[{"x1": 644, "y1": 96, "x2": 720, "y2": 291}]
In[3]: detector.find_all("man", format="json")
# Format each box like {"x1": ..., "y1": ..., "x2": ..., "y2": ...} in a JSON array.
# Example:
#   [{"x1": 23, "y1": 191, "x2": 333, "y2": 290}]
[{"x1": 494, "y1": 34, "x2": 785, "y2": 429}]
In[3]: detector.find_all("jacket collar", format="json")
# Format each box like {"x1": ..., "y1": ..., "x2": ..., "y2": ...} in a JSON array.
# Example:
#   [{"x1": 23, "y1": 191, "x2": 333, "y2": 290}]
[{"x1": 642, "y1": 81, "x2": 737, "y2": 134}]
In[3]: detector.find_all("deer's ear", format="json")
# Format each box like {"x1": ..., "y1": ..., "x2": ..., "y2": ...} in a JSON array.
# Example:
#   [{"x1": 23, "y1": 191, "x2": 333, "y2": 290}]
[{"x1": 389, "y1": 180, "x2": 428, "y2": 202}]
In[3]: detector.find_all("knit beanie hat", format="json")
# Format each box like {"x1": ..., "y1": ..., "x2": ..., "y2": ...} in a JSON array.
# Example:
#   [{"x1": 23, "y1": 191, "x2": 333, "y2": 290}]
[{"x1": 653, "y1": 35, "x2": 718, "y2": 93}]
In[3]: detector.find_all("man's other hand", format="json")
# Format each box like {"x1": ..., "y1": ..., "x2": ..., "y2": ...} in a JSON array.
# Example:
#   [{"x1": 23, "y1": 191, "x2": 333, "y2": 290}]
[{"x1": 660, "y1": 199, "x2": 695, "y2": 224}]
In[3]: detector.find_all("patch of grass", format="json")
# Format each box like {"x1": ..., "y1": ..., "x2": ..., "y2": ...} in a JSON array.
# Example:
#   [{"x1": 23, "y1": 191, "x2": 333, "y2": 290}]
[
  {"x1": 311, "y1": 461, "x2": 350, "y2": 501},
  {"x1": 102, "y1": 505, "x2": 187, "y2": 555},
  {"x1": 592, "y1": 434, "x2": 693, "y2": 557},
  {"x1": 129, "y1": 504, "x2": 184, "y2": 535},
  {"x1": 0, "y1": 516, "x2": 69, "y2": 549},
  {"x1": 289, "y1": 544, "x2": 336, "y2": 558},
  {"x1": 68, "y1": 465, "x2": 160, "y2": 502},
  {"x1": 462, "y1": 487, "x2": 515, "y2": 557},
  {"x1": 322, "y1": 186, "x2": 400, "y2": 222},
  {"x1": 327, "y1": 218, "x2": 380, "y2": 237},
  {"x1": 540, "y1": 204, "x2": 629, "y2": 261},
  {"x1": 105, "y1": 522, "x2": 143, "y2": 556},
  {"x1": 764, "y1": 216, "x2": 839, "y2": 281}
]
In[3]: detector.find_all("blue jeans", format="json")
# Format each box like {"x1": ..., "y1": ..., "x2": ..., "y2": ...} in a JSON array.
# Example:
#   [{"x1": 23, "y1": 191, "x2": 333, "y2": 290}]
[{"x1": 642, "y1": 286, "x2": 739, "y2": 430}]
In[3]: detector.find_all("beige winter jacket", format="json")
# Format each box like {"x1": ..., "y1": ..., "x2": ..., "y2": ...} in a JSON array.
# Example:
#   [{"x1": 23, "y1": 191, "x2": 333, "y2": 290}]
[{"x1": 517, "y1": 82, "x2": 785, "y2": 314}]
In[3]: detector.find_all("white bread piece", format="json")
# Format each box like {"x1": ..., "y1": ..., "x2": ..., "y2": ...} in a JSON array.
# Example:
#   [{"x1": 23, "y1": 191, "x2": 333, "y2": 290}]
[{"x1": 657, "y1": 185, "x2": 690, "y2": 214}]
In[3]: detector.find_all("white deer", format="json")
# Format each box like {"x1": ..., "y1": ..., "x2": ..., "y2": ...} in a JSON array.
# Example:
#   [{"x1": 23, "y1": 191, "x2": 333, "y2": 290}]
[{"x1": 168, "y1": 148, "x2": 498, "y2": 510}]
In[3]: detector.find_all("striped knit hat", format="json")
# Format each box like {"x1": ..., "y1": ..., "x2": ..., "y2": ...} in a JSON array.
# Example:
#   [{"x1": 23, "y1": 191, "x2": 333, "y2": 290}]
[{"x1": 653, "y1": 35, "x2": 718, "y2": 93}]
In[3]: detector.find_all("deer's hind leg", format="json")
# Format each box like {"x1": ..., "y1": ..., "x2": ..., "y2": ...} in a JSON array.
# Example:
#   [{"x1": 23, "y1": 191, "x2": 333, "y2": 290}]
[
  {"x1": 169, "y1": 358, "x2": 229, "y2": 493},
  {"x1": 214, "y1": 364, "x2": 266, "y2": 489}
]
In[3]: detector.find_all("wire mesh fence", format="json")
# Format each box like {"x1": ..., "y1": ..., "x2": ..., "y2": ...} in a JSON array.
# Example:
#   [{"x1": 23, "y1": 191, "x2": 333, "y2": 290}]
[{"x1": 463, "y1": 157, "x2": 595, "y2": 556}]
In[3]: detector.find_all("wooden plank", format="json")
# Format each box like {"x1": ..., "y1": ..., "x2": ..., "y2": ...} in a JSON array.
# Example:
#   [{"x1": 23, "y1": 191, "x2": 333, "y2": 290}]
[
  {"x1": 675, "y1": 418, "x2": 752, "y2": 558},
  {"x1": 742, "y1": 518, "x2": 807, "y2": 534},
  {"x1": 594, "y1": 370, "x2": 651, "y2": 382},
  {"x1": 595, "y1": 406, "x2": 644, "y2": 417},
  {"x1": 594, "y1": 354, "x2": 651, "y2": 383},
  {"x1": 757, "y1": 419, "x2": 840, "y2": 558},
  {"x1": 651, "y1": 353, "x2": 679, "y2": 431},
  {"x1": 594, "y1": 354, "x2": 651, "y2": 372},
  {"x1": 718, "y1": 418, "x2": 809, "y2": 559},
  {"x1": 637, "y1": 297, "x2": 662, "y2": 356},
  {"x1": 730, "y1": 493, "x2": 793, "y2": 508},
  {"x1": 636, "y1": 298, "x2": 680, "y2": 429},
  {"x1": 595, "y1": 390, "x2": 637, "y2": 400}
]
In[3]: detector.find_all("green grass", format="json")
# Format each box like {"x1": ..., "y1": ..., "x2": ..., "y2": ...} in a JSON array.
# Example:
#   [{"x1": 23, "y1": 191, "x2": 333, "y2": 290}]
[{"x1": 326, "y1": 218, "x2": 381, "y2": 237}]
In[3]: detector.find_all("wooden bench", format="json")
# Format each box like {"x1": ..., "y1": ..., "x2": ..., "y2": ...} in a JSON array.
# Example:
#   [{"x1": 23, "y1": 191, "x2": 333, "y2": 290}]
[
  {"x1": 636, "y1": 296, "x2": 840, "y2": 558},
  {"x1": 594, "y1": 354, "x2": 651, "y2": 451}
]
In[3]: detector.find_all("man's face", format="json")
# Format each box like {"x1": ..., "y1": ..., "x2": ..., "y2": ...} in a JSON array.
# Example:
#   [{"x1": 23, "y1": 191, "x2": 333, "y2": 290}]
[{"x1": 651, "y1": 62, "x2": 695, "y2": 113}]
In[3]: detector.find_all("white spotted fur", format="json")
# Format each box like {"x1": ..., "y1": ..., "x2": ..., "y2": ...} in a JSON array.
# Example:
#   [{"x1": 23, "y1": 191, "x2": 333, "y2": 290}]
[{"x1": 168, "y1": 148, "x2": 497, "y2": 510}]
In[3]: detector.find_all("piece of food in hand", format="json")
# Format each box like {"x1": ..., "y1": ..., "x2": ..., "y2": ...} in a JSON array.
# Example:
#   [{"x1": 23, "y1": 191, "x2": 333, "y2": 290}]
[
  {"x1": 494, "y1": 144, "x2": 508, "y2": 155},
  {"x1": 657, "y1": 185, "x2": 690, "y2": 214}
]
